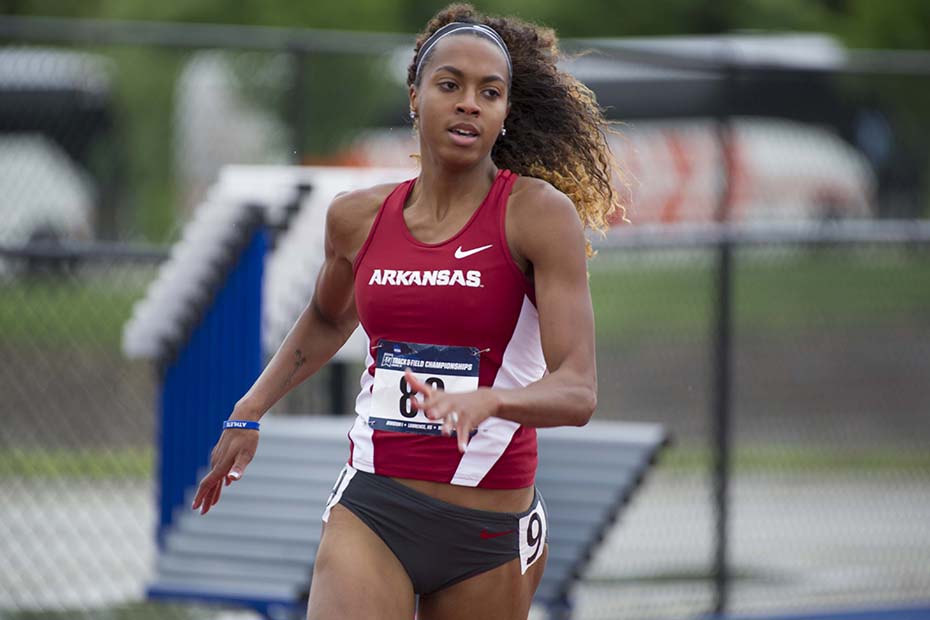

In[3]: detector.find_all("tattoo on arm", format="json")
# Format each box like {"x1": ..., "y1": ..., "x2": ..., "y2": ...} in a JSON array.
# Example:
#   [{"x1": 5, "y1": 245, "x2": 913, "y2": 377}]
[{"x1": 282, "y1": 349, "x2": 307, "y2": 389}]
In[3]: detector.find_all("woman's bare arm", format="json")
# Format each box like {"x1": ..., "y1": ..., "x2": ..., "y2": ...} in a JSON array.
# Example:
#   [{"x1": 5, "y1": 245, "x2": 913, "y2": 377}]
[
  {"x1": 407, "y1": 179, "x2": 597, "y2": 450},
  {"x1": 192, "y1": 187, "x2": 384, "y2": 513},
  {"x1": 491, "y1": 179, "x2": 598, "y2": 427},
  {"x1": 231, "y1": 211, "x2": 360, "y2": 421}
]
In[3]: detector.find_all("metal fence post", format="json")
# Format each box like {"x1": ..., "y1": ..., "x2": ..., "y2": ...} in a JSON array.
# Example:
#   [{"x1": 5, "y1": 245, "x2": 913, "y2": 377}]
[
  {"x1": 711, "y1": 232, "x2": 733, "y2": 617},
  {"x1": 329, "y1": 362, "x2": 348, "y2": 415},
  {"x1": 711, "y1": 53, "x2": 738, "y2": 618}
]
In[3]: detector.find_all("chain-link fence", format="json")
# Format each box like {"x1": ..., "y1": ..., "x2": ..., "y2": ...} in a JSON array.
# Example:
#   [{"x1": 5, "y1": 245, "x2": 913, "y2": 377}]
[
  {"x1": 2, "y1": 15, "x2": 930, "y2": 620},
  {"x1": 582, "y1": 231, "x2": 930, "y2": 619},
  {"x1": 3, "y1": 233, "x2": 928, "y2": 620},
  {"x1": 0, "y1": 246, "x2": 169, "y2": 617}
]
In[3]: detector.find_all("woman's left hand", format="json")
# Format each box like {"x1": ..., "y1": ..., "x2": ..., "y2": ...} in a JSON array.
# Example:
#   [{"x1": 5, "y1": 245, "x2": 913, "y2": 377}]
[{"x1": 404, "y1": 368, "x2": 500, "y2": 452}]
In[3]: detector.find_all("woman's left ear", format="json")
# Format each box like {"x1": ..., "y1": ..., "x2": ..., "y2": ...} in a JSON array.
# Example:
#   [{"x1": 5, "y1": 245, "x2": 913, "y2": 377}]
[{"x1": 409, "y1": 84, "x2": 419, "y2": 115}]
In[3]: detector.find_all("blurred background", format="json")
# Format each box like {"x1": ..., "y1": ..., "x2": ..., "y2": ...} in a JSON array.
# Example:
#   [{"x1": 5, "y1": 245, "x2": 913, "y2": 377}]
[{"x1": 1, "y1": 1, "x2": 928, "y2": 619}]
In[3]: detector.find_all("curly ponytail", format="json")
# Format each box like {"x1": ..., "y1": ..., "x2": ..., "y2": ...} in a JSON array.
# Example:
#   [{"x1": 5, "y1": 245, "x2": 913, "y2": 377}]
[{"x1": 407, "y1": 3, "x2": 629, "y2": 257}]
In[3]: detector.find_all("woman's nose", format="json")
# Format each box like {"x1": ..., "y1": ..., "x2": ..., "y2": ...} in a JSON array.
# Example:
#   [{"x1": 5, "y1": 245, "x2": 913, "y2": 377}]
[{"x1": 456, "y1": 93, "x2": 480, "y2": 115}]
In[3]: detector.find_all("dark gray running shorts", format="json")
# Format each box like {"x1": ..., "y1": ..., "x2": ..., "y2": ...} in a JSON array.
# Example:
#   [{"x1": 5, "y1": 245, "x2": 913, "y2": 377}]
[{"x1": 321, "y1": 464, "x2": 549, "y2": 595}]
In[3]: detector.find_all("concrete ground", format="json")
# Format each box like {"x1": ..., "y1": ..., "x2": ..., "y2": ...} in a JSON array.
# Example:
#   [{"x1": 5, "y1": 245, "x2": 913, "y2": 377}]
[{"x1": 573, "y1": 471, "x2": 930, "y2": 619}]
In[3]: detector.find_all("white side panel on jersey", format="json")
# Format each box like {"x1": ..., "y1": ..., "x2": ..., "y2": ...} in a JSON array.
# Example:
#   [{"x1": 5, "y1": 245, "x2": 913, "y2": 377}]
[
  {"x1": 451, "y1": 296, "x2": 546, "y2": 486},
  {"x1": 490, "y1": 296, "x2": 547, "y2": 388},
  {"x1": 348, "y1": 333, "x2": 376, "y2": 473},
  {"x1": 321, "y1": 464, "x2": 357, "y2": 522}
]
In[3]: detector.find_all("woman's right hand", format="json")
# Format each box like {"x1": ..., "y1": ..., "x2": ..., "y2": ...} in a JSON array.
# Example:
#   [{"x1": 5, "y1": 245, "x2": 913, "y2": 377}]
[{"x1": 191, "y1": 427, "x2": 259, "y2": 515}]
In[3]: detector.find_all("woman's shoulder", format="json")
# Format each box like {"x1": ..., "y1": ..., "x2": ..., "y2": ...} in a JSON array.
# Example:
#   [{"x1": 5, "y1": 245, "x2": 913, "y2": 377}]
[
  {"x1": 326, "y1": 181, "x2": 405, "y2": 254},
  {"x1": 328, "y1": 181, "x2": 400, "y2": 227},
  {"x1": 508, "y1": 174, "x2": 579, "y2": 229},
  {"x1": 505, "y1": 173, "x2": 585, "y2": 268}
]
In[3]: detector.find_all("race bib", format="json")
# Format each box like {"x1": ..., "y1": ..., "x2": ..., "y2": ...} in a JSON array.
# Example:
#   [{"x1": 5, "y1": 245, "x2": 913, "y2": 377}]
[
  {"x1": 369, "y1": 339, "x2": 480, "y2": 436},
  {"x1": 518, "y1": 498, "x2": 548, "y2": 574}
]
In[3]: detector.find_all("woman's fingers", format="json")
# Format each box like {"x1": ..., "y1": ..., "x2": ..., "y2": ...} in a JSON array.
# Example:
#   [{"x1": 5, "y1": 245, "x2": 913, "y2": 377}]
[
  {"x1": 225, "y1": 447, "x2": 255, "y2": 484},
  {"x1": 406, "y1": 368, "x2": 441, "y2": 415},
  {"x1": 193, "y1": 447, "x2": 232, "y2": 514},
  {"x1": 455, "y1": 414, "x2": 471, "y2": 452},
  {"x1": 404, "y1": 367, "x2": 473, "y2": 448},
  {"x1": 404, "y1": 368, "x2": 432, "y2": 397},
  {"x1": 195, "y1": 465, "x2": 227, "y2": 514},
  {"x1": 193, "y1": 475, "x2": 220, "y2": 514},
  {"x1": 191, "y1": 483, "x2": 208, "y2": 511},
  {"x1": 423, "y1": 398, "x2": 450, "y2": 419},
  {"x1": 441, "y1": 411, "x2": 456, "y2": 437},
  {"x1": 211, "y1": 478, "x2": 223, "y2": 507},
  {"x1": 192, "y1": 431, "x2": 260, "y2": 514},
  {"x1": 192, "y1": 466, "x2": 218, "y2": 510}
]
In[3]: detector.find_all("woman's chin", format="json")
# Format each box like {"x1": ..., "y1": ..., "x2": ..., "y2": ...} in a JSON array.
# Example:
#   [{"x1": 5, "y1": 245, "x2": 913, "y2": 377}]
[{"x1": 430, "y1": 144, "x2": 490, "y2": 169}]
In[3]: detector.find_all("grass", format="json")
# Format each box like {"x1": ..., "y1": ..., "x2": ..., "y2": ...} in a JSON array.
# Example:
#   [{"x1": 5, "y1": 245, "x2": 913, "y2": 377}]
[
  {"x1": 589, "y1": 248, "x2": 930, "y2": 343},
  {"x1": 0, "y1": 447, "x2": 154, "y2": 479},
  {"x1": 0, "y1": 275, "x2": 150, "y2": 348},
  {"x1": 2, "y1": 444, "x2": 927, "y2": 481},
  {"x1": 0, "y1": 602, "x2": 221, "y2": 620},
  {"x1": 656, "y1": 444, "x2": 930, "y2": 474},
  {"x1": 2, "y1": 248, "x2": 928, "y2": 350}
]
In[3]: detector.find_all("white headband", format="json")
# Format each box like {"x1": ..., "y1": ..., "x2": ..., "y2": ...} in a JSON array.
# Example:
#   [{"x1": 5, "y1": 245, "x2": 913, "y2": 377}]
[{"x1": 415, "y1": 22, "x2": 512, "y2": 84}]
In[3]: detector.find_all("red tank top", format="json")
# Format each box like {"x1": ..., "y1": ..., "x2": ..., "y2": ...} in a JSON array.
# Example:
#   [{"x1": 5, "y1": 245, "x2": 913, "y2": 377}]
[{"x1": 348, "y1": 169, "x2": 546, "y2": 488}]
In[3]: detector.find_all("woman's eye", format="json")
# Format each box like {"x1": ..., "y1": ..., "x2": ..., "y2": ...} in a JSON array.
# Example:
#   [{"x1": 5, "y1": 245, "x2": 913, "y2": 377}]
[
  {"x1": 484, "y1": 90, "x2": 501, "y2": 99},
  {"x1": 439, "y1": 81, "x2": 457, "y2": 91}
]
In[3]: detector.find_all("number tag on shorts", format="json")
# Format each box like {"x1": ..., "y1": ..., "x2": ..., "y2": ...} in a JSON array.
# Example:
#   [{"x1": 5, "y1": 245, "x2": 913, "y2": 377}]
[
  {"x1": 369, "y1": 339, "x2": 480, "y2": 436},
  {"x1": 518, "y1": 499, "x2": 548, "y2": 574}
]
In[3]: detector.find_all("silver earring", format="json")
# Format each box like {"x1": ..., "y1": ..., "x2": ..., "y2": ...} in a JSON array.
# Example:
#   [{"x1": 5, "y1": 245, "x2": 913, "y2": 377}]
[
  {"x1": 410, "y1": 111, "x2": 416, "y2": 120},
  {"x1": 501, "y1": 127, "x2": 507, "y2": 137}
]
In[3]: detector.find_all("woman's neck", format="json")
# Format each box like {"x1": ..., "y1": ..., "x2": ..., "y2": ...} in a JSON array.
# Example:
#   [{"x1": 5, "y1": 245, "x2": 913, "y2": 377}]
[{"x1": 409, "y1": 159, "x2": 499, "y2": 222}]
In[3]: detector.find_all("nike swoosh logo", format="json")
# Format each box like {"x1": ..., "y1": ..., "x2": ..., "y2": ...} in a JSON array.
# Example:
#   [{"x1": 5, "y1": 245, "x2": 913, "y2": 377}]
[
  {"x1": 480, "y1": 528, "x2": 515, "y2": 540},
  {"x1": 454, "y1": 244, "x2": 493, "y2": 259}
]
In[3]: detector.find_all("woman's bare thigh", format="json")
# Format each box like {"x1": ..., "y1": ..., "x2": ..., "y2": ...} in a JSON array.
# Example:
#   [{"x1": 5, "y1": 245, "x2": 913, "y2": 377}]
[
  {"x1": 307, "y1": 504, "x2": 416, "y2": 620},
  {"x1": 417, "y1": 544, "x2": 548, "y2": 620}
]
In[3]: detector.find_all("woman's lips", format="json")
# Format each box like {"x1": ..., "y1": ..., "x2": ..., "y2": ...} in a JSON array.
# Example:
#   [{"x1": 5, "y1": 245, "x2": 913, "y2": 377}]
[{"x1": 448, "y1": 128, "x2": 480, "y2": 146}]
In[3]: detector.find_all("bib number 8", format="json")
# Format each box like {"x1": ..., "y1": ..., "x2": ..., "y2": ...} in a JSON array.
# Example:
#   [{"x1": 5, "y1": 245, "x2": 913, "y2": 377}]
[{"x1": 398, "y1": 376, "x2": 445, "y2": 418}]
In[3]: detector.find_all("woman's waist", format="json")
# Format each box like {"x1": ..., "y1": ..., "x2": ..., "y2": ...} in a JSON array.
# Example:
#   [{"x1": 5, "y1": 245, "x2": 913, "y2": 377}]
[
  {"x1": 348, "y1": 412, "x2": 540, "y2": 496},
  {"x1": 390, "y1": 476, "x2": 534, "y2": 513}
]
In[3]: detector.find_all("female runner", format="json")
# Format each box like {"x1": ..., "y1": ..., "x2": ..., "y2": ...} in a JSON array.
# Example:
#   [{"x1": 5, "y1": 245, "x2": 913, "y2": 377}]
[{"x1": 192, "y1": 4, "x2": 623, "y2": 619}]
